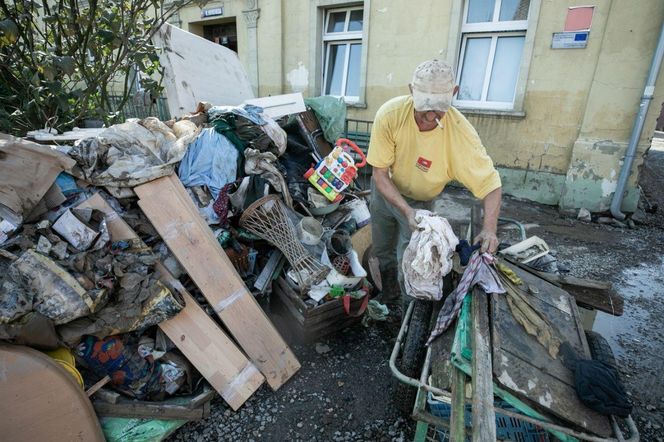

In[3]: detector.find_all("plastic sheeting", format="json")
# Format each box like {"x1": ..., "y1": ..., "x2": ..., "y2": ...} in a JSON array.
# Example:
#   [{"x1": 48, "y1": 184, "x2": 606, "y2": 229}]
[
  {"x1": 69, "y1": 118, "x2": 199, "y2": 187},
  {"x1": 402, "y1": 210, "x2": 459, "y2": 301},
  {"x1": 304, "y1": 96, "x2": 347, "y2": 143},
  {"x1": 178, "y1": 128, "x2": 238, "y2": 200},
  {"x1": 100, "y1": 417, "x2": 187, "y2": 442}
]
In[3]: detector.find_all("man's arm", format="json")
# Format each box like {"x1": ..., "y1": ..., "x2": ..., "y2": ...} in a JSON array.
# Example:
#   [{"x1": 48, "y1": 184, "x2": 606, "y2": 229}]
[
  {"x1": 473, "y1": 187, "x2": 502, "y2": 253},
  {"x1": 372, "y1": 167, "x2": 419, "y2": 231}
]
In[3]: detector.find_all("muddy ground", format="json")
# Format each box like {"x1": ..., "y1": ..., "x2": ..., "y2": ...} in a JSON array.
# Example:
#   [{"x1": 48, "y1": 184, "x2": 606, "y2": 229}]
[{"x1": 170, "y1": 177, "x2": 664, "y2": 441}]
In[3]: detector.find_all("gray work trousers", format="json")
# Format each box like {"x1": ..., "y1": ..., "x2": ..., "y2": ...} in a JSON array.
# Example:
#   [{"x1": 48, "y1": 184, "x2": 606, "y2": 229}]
[{"x1": 369, "y1": 182, "x2": 432, "y2": 298}]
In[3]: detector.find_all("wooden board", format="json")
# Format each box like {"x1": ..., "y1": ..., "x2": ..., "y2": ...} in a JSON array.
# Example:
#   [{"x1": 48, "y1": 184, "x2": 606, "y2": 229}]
[
  {"x1": 135, "y1": 176, "x2": 300, "y2": 390},
  {"x1": 491, "y1": 264, "x2": 612, "y2": 437},
  {"x1": 93, "y1": 396, "x2": 211, "y2": 421},
  {"x1": 78, "y1": 193, "x2": 265, "y2": 409},
  {"x1": 470, "y1": 289, "x2": 496, "y2": 441},
  {"x1": 0, "y1": 343, "x2": 105, "y2": 442}
]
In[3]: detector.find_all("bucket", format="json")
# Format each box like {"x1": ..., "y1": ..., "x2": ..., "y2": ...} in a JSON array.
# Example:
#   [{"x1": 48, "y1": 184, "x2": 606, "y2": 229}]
[
  {"x1": 297, "y1": 217, "x2": 323, "y2": 245},
  {"x1": 344, "y1": 198, "x2": 371, "y2": 228}
]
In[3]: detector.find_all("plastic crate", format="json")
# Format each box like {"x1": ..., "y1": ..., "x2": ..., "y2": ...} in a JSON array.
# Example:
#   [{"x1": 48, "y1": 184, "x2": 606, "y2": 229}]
[{"x1": 426, "y1": 392, "x2": 550, "y2": 442}]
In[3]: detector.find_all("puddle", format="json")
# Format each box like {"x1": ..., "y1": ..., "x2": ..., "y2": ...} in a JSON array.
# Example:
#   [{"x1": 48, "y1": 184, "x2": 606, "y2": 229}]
[{"x1": 590, "y1": 257, "x2": 664, "y2": 360}]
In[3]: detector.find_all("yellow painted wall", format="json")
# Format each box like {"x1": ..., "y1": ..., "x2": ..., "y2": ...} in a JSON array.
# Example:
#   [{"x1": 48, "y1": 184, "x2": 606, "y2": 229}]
[{"x1": 174, "y1": 0, "x2": 664, "y2": 211}]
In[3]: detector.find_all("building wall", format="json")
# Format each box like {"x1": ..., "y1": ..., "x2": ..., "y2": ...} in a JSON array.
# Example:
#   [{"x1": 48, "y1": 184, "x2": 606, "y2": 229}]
[{"x1": 175, "y1": 0, "x2": 664, "y2": 212}]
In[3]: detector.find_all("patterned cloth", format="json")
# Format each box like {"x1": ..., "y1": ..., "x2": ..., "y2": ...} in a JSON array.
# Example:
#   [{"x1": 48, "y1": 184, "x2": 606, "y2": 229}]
[
  {"x1": 427, "y1": 252, "x2": 505, "y2": 345},
  {"x1": 213, "y1": 182, "x2": 236, "y2": 228}
]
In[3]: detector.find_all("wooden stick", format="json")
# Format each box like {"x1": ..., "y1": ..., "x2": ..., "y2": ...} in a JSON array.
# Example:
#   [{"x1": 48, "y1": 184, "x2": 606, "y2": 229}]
[{"x1": 86, "y1": 375, "x2": 111, "y2": 397}]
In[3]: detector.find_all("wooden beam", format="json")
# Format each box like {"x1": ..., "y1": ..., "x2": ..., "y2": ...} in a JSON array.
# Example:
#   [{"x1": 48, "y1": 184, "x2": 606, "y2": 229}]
[
  {"x1": 471, "y1": 289, "x2": 496, "y2": 442},
  {"x1": 135, "y1": 175, "x2": 300, "y2": 390},
  {"x1": 78, "y1": 193, "x2": 265, "y2": 410},
  {"x1": 92, "y1": 400, "x2": 208, "y2": 421},
  {"x1": 86, "y1": 375, "x2": 111, "y2": 397}
]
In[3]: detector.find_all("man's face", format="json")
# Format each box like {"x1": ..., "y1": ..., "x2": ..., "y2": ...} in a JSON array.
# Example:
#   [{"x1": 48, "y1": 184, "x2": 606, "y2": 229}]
[{"x1": 413, "y1": 110, "x2": 446, "y2": 132}]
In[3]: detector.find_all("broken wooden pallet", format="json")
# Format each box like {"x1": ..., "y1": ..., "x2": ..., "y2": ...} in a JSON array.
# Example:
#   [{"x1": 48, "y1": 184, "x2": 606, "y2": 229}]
[
  {"x1": 78, "y1": 193, "x2": 265, "y2": 410},
  {"x1": 134, "y1": 175, "x2": 300, "y2": 390}
]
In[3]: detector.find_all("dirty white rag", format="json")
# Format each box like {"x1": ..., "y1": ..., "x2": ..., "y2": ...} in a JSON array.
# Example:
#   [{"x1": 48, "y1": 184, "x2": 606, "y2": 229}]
[{"x1": 402, "y1": 210, "x2": 459, "y2": 301}]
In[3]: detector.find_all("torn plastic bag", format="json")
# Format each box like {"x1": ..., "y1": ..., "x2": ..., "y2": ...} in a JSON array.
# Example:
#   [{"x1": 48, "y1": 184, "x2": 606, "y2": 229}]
[
  {"x1": 178, "y1": 128, "x2": 238, "y2": 200},
  {"x1": 0, "y1": 250, "x2": 98, "y2": 325},
  {"x1": 100, "y1": 417, "x2": 186, "y2": 442},
  {"x1": 68, "y1": 118, "x2": 199, "y2": 187},
  {"x1": 304, "y1": 96, "x2": 347, "y2": 143}
]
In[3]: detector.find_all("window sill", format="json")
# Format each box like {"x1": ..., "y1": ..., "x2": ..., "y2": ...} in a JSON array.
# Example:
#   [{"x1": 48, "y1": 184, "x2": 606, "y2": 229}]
[
  {"x1": 346, "y1": 101, "x2": 367, "y2": 109},
  {"x1": 456, "y1": 107, "x2": 526, "y2": 119}
]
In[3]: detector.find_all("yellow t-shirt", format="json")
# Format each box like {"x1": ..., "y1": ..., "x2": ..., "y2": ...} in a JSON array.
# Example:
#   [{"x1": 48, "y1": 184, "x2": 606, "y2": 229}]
[{"x1": 366, "y1": 95, "x2": 501, "y2": 201}]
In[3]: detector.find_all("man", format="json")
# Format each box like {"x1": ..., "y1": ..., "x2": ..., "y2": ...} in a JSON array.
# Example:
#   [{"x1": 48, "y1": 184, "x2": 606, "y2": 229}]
[{"x1": 367, "y1": 59, "x2": 502, "y2": 306}]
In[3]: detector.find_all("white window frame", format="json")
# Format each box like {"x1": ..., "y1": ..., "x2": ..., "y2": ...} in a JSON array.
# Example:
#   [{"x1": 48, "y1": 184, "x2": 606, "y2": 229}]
[
  {"x1": 453, "y1": 0, "x2": 530, "y2": 111},
  {"x1": 321, "y1": 6, "x2": 364, "y2": 103}
]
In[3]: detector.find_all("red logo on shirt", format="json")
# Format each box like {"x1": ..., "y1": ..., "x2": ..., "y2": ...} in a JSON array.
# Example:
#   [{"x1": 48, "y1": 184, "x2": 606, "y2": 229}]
[{"x1": 416, "y1": 156, "x2": 432, "y2": 172}]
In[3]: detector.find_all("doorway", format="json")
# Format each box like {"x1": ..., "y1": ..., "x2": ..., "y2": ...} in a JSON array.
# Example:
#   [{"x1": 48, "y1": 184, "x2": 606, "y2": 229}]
[{"x1": 203, "y1": 21, "x2": 238, "y2": 53}]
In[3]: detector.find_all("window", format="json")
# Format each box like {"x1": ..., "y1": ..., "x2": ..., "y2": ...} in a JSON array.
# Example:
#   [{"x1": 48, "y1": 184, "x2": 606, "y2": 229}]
[
  {"x1": 455, "y1": 0, "x2": 530, "y2": 110},
  {"x1": 322, "y1": 6, "x2": 364, "y2": 103}
]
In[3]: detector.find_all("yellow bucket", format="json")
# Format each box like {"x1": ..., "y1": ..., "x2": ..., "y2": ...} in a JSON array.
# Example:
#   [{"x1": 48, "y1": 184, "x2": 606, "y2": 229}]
[{"x1": 45, "y1": 347, "x2": 84, "y2": 389}]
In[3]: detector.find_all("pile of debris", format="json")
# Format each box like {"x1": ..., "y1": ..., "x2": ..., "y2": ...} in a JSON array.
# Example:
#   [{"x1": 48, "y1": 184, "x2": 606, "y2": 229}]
[{"x1": 0, "y1": 95, "x2": 378, "y2": 439}]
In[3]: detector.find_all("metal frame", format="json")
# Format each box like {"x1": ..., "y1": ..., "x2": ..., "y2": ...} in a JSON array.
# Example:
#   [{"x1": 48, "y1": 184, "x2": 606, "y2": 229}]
[
  {"x1": 322, "y1": 5, "x2": 363, "y2": 102},
  {"x1": 390, "y1": 301, "x2": 640, "y2": 442},
  {"x1": 454, "y1": 0, "x2": 529, "y2": 110}
]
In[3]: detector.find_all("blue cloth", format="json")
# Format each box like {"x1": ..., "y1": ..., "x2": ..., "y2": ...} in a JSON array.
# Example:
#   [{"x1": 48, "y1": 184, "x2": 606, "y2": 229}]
[
  {"x1": 456, "y1": 240, "x2": 481, "y2": 266},
  {"x1": 178, "y1": 128, "x2": 238, "y2": 199}
]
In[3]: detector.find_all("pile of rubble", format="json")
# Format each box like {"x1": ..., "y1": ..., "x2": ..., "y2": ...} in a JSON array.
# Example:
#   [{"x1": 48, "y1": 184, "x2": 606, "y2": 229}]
[{"x1": 0, "y1": 95, "x2": 378, "y2": 439}]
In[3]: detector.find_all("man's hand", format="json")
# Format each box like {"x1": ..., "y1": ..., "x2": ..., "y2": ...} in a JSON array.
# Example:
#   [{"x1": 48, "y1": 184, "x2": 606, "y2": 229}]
[
  {"x1": 405, "y1": 207, "x2": 419, "y2": 231},
  {"x1": 474, "y1": 229, "x2": 499, "y2": 254}
]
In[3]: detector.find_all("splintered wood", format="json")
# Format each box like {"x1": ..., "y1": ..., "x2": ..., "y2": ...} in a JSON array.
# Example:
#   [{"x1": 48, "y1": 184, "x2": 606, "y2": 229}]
[
  {"x1": 79, "y1": 193, "x2": 264, "y2": 410},
  {"x1": 135, "y1": 175, "x2": 300, "y2": 390}
]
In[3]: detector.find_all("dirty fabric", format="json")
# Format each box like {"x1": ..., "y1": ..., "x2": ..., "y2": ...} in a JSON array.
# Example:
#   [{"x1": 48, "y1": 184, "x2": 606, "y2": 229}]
[
  {"x1": 208, "y1": 104, "x2": 267, "y2": 125},
  {"x1": 559, "y1": 342, "x2": 632, "y2": 417},
  {"x1": 78, "y1": 334, "x2": 167, "y2": 400},
  {"x1": 212, "y1": 182, "x2": 236, "y2": 228},
  {"x1": 69, "y1": 118, "x2": 199, "y2": 187},
  {"x1": 178, "y1": 128, "x2": 238, "y2": 200},
  {"x1": 402, "y1": 211, "x2": 458, "y2": 301},
  {"x1": 0, "y1": 250, "x2": 96, "y2": 325},
  {"x1": 456, "y1": 239, "x2": 481, "y2": 266},
  {"x1": 427, "y1": 252, "x2": 505, "y2": 345},
  {"x1": 361, "y1": 299, "x2": 390, "y2": 326},
  {"x1": 57, "y1": 241, "x2": 184, "y2": 345},
  {"x1": 497, "y1": 264, "x2": 562, "y2": 358},
  {"x1": 244, "y1": 148, "x2": 293, "y2": 208}
]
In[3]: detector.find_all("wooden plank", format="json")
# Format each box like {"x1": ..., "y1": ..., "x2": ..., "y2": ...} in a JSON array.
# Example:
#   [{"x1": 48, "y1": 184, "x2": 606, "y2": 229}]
[
  {"x1": 450, "y1": 367, "x2": 467, "y2": 441},
  {"x1": 504, "y1": 258, "x2": 623, "y2": 315},
  {"x1": 491, "y1": 263, "x2": 612, "y2": 437},
  {"x1": 135, "y1": 176, "x2": 300, "y2": 390},
  {"x1": 78, "y1": 193, "x2": 265, "y2": 409},
  {"x1": 92, "y1": 400, "x2": 207, "y2": 421},
  {"x1": 470, "y1": 289, "x2": 496, "y2": 442},
  {"x1": 93, "y1": 388, "x2": 120, "y2": 404}
]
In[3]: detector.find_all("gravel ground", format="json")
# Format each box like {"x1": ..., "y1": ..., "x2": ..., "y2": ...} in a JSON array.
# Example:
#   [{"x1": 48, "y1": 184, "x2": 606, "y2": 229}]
[{"x1": 169, "y1": 184, "x2": 664, "y2": 441}]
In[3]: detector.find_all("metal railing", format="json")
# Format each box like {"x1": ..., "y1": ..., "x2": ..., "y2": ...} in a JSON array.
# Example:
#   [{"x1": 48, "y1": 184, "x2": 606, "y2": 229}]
[{"x1": 108, "y1": 96, "x2": 171, "y2": 121}]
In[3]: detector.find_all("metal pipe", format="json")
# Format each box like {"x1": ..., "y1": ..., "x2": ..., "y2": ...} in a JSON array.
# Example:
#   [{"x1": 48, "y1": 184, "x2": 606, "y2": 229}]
[{"x1": 611, "y1": 18, "x2": 664, "y2": 220}]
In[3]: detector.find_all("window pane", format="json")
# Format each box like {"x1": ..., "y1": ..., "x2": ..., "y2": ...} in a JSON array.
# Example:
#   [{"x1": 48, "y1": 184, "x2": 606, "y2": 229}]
[
  {"x1": 467, "y1": 0, "x2": 495, "y2": 23},
  {"x1": 487, "y1": 36, "x2": 525, "y2": 102},
  {"x1": 345, "y1": 43, "x2": 362, "y2": 97},
  {"x1": 458, "y1": 37, "x2": 491, "y2": 101},
  {"x1": 499, "y1": 0, "x2": 530, "y2": 21},
  {"x1": 325, "y1": 44, "x2": 347, "y2": 96},
  {"x1": 327, "y1": 11, "x2": 346, "y2": 33},
  {"x1": 348, "y1": 9, "x2": 363, "y2": 31}
]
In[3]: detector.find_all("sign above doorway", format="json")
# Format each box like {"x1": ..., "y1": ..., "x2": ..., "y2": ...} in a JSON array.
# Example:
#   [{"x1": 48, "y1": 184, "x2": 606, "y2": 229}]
[{"x1": 201, "y1": 7, "x2": 224, "y2": 18}]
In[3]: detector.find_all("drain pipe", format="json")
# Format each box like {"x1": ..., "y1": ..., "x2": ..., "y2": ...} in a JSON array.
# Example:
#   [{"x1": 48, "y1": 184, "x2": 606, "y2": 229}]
[{"x1": 611, "y1": 19, "x2": 664, "y2": 220}]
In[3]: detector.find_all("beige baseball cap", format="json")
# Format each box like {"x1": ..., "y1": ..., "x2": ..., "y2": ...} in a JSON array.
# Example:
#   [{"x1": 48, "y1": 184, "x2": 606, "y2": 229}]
[{"x1": 410, "y1": 59, "x2": 456, "y2": 112}]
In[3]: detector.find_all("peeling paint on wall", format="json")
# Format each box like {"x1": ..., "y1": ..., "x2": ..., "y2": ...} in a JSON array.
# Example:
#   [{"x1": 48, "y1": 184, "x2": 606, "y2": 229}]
[
  {"x1": 386, "y1": 73, "x2": 393, "y2": 84},
  {"x1": 286, "y1": 62, "x2": 308, "y2": 93},
  {"x1": 377, "y1": 7, "x2": 387, "y2": 13},
  {"x1": 601, "y1": 169, "x2": 617, "y2": 197}
]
